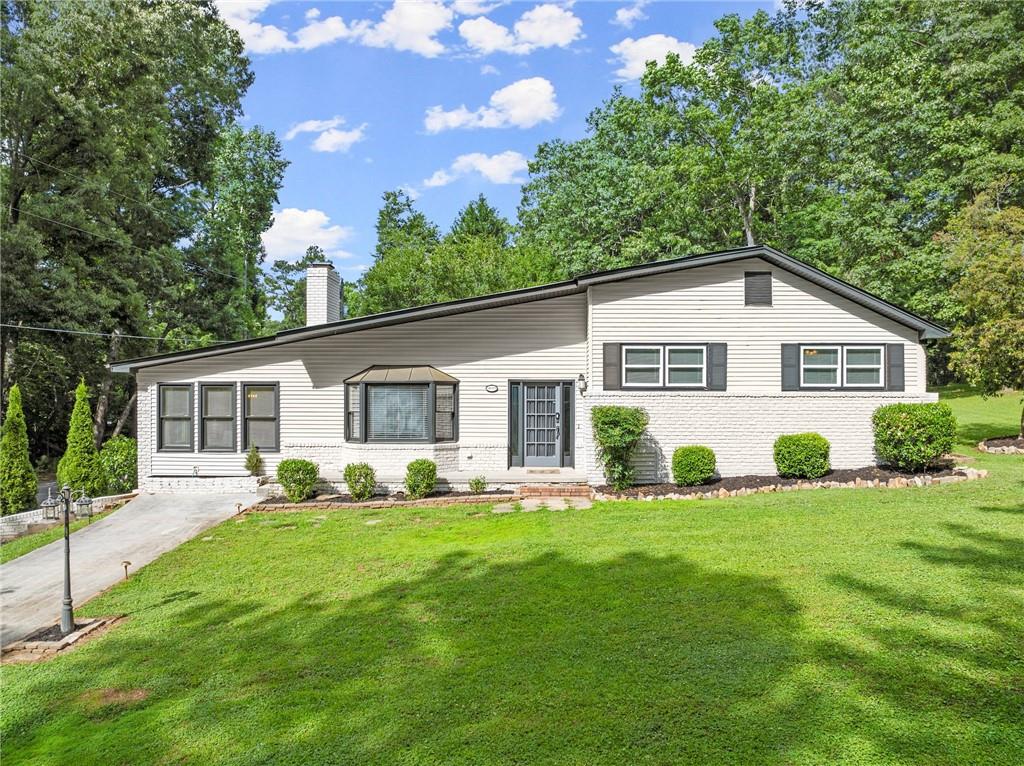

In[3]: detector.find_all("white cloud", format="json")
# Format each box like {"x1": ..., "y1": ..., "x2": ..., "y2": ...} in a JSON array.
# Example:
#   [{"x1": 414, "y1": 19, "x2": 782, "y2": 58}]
[
  {"x1": 423, "y1": 150, "x2": 529, "y2": 187},
  {"x1": 480, "y1": 63, "x2": 500, "y2": 75},
  {"x1": 452, "y1": 0, "x2": 505, "y2": 16},
  {"x1": 459, "y1": 3, "x2": 582, "y2": 55},
  {"x1": 424, "y1": 77, "x2": 560, "y2": 132},
  {"x1": 284, "y1": 116, "x2": 346, "y2": 141},
  {"x1": 215, "y1": 0, "x2": 452, "y2": 57},
  {"x1": 611, "y1": 0, "x2": 648, "y2": 29},
  {"x1": 262, "y1": 208, "x2": 354, "y2": 262},
  {"x1": 610, "y1": 34, "x2": 696, "y2": 80},
  {"x1": 311, "y1": 124, "x2": 367, "y2": 153}
]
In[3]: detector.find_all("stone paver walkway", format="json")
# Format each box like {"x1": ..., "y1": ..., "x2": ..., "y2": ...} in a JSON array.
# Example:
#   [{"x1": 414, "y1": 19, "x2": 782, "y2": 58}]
[{"x1": 491, "y1": 497, "x2": 593, "y2": 513}]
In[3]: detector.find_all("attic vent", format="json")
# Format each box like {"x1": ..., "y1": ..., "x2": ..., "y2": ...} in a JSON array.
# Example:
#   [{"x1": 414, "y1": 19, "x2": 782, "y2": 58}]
[{"x1": 744, "y1": 271, "x2": 772, "y2": 306}]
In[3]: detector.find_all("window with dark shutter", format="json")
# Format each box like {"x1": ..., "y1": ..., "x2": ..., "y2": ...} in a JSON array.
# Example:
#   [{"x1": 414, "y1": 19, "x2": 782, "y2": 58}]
[{"x1": 745, "y1": 271, "x2": 772, "y2": 306}]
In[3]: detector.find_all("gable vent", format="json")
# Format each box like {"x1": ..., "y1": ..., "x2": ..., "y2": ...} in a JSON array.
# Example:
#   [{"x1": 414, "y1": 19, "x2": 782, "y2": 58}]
[{"x1": 745, "y1": 271, "x2": 772, "y2": 306}]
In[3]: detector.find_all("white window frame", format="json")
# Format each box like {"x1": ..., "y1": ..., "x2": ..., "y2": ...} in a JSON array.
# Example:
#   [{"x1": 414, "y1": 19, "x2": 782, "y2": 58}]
[
  {"x1": 799, "y1": 345, "x2": 841, "y2": 388},
  {"x1": 843, "y1": 345, "x2": 885, "y2": 388},
  {"x1": 665, "y1": 345, "x2": 707, "y2": 388},
  {"x1": 622, "y1": 345, "x2": 664, "y2": 387}
]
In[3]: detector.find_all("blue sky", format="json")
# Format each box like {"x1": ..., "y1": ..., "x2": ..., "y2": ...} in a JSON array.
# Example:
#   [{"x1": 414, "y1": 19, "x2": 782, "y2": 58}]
[{"x1": 218, "y1": 1, "x2": 773, "y2": 278}]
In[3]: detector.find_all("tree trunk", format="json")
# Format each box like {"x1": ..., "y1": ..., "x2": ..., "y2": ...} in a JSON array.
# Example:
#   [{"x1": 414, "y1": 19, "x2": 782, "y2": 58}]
[
  {"x1": 1019, "y1": 403, "x2": 1023, "y2": 438},
  {"x1": 111, "y1": 391, "x2": 137, "y2": 440},
  {"x1": 93, "y1": 330, "x2": 122, "y2": 448}
]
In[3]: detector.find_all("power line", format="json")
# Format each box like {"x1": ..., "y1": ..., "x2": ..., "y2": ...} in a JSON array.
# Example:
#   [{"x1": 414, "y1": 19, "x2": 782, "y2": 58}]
[
  {"x1": 9, "y1": 206, "x2": 244, "y2": 283},
  {"x1": 0, "y1": 323, "x2": 229, "y2": 344}
]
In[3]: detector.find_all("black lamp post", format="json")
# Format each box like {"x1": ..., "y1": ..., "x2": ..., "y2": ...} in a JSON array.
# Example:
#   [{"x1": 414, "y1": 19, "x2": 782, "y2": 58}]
[{"x1": 42, "y1": 486, "x2": 92, "y2": 636}]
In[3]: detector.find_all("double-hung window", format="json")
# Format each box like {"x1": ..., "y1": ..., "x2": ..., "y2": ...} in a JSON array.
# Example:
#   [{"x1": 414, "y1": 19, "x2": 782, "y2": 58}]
[
  {"x1": 200, "y1": 384, "x2": 235, "y2": 451},
  {"x1": 243, "y1": 383, "x2": 279, "y2": 451},
  {"x1": 158, "y1": 384, "x2": 193, "y2": 451},
  {"x1": 800, "y1": 345, "x2": 884, "y2": 388},
  {"x1": 666, "y1": 346, "x2": 706, "y2": 388},
  {"x1": 622, "y1": 346, "x2": 663, "y2": 387}
]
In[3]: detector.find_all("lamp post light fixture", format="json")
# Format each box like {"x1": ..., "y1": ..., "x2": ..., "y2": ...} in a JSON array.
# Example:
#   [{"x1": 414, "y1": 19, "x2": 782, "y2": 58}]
[{"x1": 48, "y1": 485, "x2": 91, "y2": 636}]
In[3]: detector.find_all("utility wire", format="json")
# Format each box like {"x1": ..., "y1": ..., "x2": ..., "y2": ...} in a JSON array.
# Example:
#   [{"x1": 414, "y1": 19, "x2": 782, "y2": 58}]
[
  {"x1": 0, "y1": 323, "x2": 230, "y2": 344},
  {"x1": 10, "y1": 206, "x2": 244, "y2": 283}
]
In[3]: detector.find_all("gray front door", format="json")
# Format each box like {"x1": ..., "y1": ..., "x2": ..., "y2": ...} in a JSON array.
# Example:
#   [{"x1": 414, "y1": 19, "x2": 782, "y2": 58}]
[{"x1": 524, "y1": 383, "x2": 561, "y2": 467}]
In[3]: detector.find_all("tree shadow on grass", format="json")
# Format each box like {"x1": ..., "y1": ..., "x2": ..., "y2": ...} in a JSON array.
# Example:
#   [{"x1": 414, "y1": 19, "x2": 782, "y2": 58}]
[{"x1": 5, "y1": 551, "x2": 816, "y2": 765}]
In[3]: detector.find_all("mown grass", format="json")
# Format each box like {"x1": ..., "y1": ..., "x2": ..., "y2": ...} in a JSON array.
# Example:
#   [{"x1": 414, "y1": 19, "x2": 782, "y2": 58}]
[
  {"x1": 1, "y1": 389, "x2": 1021, "y2": 765},
  {"x1": 0, "y1": 508, "x2": 118, "y2": 565}
]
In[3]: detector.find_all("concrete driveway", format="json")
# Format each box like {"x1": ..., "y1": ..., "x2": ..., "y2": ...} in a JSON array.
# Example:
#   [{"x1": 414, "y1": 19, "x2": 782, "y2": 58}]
[{"x1": 0, "y1": 492, "x2": 256, "y2": 646}]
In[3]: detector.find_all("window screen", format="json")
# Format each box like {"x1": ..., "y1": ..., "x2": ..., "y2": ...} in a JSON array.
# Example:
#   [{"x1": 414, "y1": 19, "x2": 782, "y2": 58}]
[
  {"x1": 158, "y1": 385, "x2": 192, "y2": 450},
  {"x1": 623, "y1": 346, "x2": 663, "y2": 386},
  {"x1": 434, "y1": 384, "x2": 455, "y2": 441},
  {"x1": 201, "y1": 384, "x2": 235, "y2": 451},
  {"x1": 844, "y1": 347, "x2": 883, "y2": 386},
  {"x1": 801, "y1": 347, "x2": 840, "y2": 386},
  {"x1": 243, "y1": 384, "x2": 278, "y2": 450},
  {"x1": 367, "y1": 385, "x2": 429, "y2": 441}
]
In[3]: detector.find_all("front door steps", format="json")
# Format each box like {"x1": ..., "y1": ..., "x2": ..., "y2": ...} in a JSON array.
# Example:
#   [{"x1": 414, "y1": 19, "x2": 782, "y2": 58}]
[{"x1": 517, "y1": 484, "x2": 593, "y2": 499}]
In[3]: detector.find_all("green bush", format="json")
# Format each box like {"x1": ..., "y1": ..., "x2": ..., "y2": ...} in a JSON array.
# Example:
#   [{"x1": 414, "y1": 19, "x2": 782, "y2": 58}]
[
  {"x1": 468, "y1": 475, "x2": 487, "y2": 494},
  {"x1": 343, "y1": 462, "x2": 377, "y2": 501},
  {"x1": 774, "y1": 433, "x2": 831, "y2": 479},
  {"x1": 99, "y1": 436, "x2": 137, "y2": 494},
  {"x1": 591, "y1": 405, "x2": 649, "y2": 490},
  {"x1": 872, "y1": 402, "x2": 957, "y2": 472},
  {"x1": 276, "y1": 459, "x2": 319, "y2": 503},
  {"x1": 56, "y1": 379, "x2": 105, "y2": 495},
  {"x1": 245, "y1": 444, "x2": 263, "y2": 476},
  {"x1": 404, "y1": 459, "x2": 437, "y2": 499},
  {"x1": 1, "y1": 384, "x2": 37, "y2": 515},
  {"x1": 672, "y1": 446, "x2": 717, "y2": 486}
]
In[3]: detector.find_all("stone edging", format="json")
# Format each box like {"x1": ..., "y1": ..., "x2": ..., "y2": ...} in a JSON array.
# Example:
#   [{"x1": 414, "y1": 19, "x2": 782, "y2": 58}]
[
  {"x1": 250, "y1": 493, "x2": 516, "y2": 512},
  {"x1": 977, "y1": 440, "x2": 1023, "y2": 455},
  {"x1": 594, "y1": 467, "x2": 988, "y2": 502}
]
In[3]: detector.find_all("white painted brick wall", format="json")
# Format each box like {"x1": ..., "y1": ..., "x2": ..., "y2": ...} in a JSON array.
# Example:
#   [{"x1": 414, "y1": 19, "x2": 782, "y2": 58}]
[
  {"x1": 140, "y1": 476, "x2": 262, "y2": 493},
  {"x1": 578, "y1": 391, "x2": 939, "y2": 483}
]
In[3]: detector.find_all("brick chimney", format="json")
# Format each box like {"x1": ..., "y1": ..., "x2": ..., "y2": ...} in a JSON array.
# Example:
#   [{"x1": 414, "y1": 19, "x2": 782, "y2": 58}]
[{"x1": 305, "y1": 263, "x2": 342, "y2": 326}]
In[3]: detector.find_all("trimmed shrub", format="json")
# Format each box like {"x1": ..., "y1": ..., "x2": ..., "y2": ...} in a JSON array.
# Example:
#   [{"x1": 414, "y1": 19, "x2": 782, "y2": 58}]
[
  {"x1": 245, "y1": 444, "x2": 263, "y2": 476},
  {"x1": 872, "y1": 402, "x2": 957, "y2": 472},
  {"x1": 1, "y1": 384, "x2": 37, "y2": 515},
  {"x1": 276, "y1": 459, "x2": 319, "y2": 503},
  {"x1": 56, "y1": 379, "x2": 105, "y2": 495},
  {"x1": 99, "y1": 436, "x2": 137, "y2": 494},
  {"x1": 591, "y1": 405, "x2": 649, "y2": 490},
  {"x1": 344, "y1": 462, "x2": 377, "y2": 502},
  {"x1": 468, "y1": 476, "x2": 487, "y2": 494},
  {"x1": 672, "y1": 446, "x2": 717, "y2": 486},
  {"x1": 774, "y1": 433, "x2": 831, "y2": 479},
  {"x1": 404, "y1": 459, "x2": 437, "y2": 500}
]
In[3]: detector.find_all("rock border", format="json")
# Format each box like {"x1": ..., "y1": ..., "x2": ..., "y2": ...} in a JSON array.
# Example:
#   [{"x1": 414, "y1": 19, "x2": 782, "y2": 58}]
[
  {"x1": 594, "y1": 467, "x2": 988, "y2": 502},
  {"x1": 977, "y1": 439, "x2": 1024, "y2": 455},
  {"x1": 1, "y1": 616, "x2": 123, "y2": 664}
]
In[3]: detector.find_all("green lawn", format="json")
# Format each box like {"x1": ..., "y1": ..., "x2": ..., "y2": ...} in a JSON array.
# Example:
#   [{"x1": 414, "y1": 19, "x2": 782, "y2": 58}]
[
  {"x1": 2, "y1": 390, "x2": 1022, "y2": 765},
  {"x1": 0, "y1": 508, "x2": 119, "y2": 565}
]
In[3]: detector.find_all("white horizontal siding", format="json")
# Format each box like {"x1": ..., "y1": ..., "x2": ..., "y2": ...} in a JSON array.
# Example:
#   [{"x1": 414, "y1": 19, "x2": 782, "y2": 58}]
[
  {"x1": 588, "y1": 257, "x2": 926, "y2": 393},
  {"x1": 137, "y1": 295, "x2": 587, "y2": 478}
]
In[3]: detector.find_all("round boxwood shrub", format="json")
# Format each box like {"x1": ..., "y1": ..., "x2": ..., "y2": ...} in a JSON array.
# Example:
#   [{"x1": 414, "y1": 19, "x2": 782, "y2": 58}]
[
  {"x1": 774, "y1": 433, "x2": 831, "y2": 479},
  {"x1": 276, "y1": 459, "x2": 319, "y2": 503},
  {"x1": 872, "y1": 402, "x2": 956, "y2": 472},
  {"x1": 405, "y1": 459, "x2": 437, "y2": 500},
  {"x1": 99, "y1": 436, "x2": 137, "y2": 494},
  {"x1": 672, "y1": 445, "x2": 717, "y2": 486},
  {"x1": 343, "y1": 462, "x2": 377, "y2": 502},
  {"x1": 591, "y1": 405, "x2": 649, "y2": 490}
]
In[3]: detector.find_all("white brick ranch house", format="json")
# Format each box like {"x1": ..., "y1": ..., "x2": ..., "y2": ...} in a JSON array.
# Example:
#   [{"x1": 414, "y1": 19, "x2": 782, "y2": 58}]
[{"x1": 110, "y1": 246, "x2": 948, "y2": 493}]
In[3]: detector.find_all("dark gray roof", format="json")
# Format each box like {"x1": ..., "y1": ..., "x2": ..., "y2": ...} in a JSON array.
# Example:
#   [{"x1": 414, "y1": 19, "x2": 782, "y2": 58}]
[
  {"x1": 345, "y1": 365, "x2": 458, "y2": 384},
  {"x1": 110, "y1": 245, "x2": 948, "y2": 373}
]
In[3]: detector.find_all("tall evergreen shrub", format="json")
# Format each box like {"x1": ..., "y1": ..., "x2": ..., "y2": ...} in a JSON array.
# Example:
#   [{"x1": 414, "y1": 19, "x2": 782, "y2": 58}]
[
  {"x1": 1, "y1": 384, "x2": 38, "y2": 515},
  {"x1": 591, "y1": 406, "x2": 649, "y2": 490},
  {"x1": 56, "y1": 379, "x2": 104, "y2": 495}
]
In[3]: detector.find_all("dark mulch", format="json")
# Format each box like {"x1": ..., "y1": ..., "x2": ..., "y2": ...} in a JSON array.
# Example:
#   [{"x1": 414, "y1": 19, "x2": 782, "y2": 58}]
[
  {"x1": 984, "y1": 435, "x2": 1024, "y2": 449},
  {"x1": 263, "y1": 489, "x2": 515, "y2": 505},
  {"x1": 599, "y1": 464, "x2": 965, "y2": 497},
  {"x1": 28, "y1": 623, "x2": 87, "y2": 642}
]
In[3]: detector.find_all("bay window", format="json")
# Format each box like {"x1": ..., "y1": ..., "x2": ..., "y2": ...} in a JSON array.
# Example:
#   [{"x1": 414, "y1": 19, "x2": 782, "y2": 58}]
[{"x1": 345, "y1": 367, "x2": 458, "y2": 444}]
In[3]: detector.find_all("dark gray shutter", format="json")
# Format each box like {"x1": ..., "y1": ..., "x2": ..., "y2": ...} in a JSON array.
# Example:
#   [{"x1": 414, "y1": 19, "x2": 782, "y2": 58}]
[
  {"x1": 603, "y1": 343, "x2": 621, "y2": 390},
  {"x1": 508, "y1": 382, "x2": 523, "y2": 467},
  {"x1": 745, "y1": 272, "x2": 772, "y2": 306},
  {"x1": 707, "y1": 343, "x2": 727, "y2": 390},
  {"x1": 886, "y1": 343, "x2": 905, "y2": 391},
  {"x1": 781, "y1": 344, "x2": 800, "y2": 390}
]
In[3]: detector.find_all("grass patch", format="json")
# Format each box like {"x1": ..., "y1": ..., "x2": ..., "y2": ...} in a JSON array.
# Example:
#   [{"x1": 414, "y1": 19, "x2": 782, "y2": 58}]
[
  {"x1": 0, "y1": 507, "x2": 119, "y2": 565},
  {"x1": 1, "y1": 392, "x2": 1022, "y2": 764}
]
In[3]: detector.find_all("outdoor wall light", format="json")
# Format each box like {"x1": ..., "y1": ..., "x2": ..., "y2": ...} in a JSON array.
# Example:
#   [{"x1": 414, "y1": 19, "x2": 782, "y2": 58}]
[{"x1": 577, "y1": 373, "x2": 588, "y2": 394}]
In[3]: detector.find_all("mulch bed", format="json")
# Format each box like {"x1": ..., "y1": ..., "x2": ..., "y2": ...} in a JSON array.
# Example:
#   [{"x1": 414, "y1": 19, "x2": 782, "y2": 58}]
[
  {"x1": 983, "y1": 435, "x2": 1024, "y2": 449},
  {"x1": 262, "y1": 489, "x2": 515, "y2": 505},
  {"x1": 599, "y1": 464, "x2": 965, "y2": 498}
]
